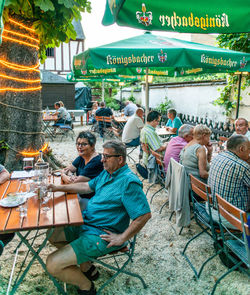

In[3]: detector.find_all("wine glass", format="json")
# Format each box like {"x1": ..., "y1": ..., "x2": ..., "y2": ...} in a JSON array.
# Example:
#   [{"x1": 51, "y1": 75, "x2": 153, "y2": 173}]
[
  {"x1": 41, "y1": 188, "x2": 52, "y2": 212},
  {"x1": 23, "y1": 157, "x2": 34, "y2": 184}
]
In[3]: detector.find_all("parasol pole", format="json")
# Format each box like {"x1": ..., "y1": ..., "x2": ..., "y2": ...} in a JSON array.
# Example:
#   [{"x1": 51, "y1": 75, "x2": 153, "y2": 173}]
[
  {"x1": 145, "y1": 67, "x2": 149, "y2": 120},
  {"x1": 102, "y1": 79, "x2": 105, "y2": 102},
  {"x1": 235, "y1": 73, "x2": 242, "y2": 119}
]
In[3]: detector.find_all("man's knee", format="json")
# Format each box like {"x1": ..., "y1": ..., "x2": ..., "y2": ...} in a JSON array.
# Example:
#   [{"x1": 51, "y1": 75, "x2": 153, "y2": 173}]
[{"x1": 46, "y1": 252, "x2": 61, "y2": 275}]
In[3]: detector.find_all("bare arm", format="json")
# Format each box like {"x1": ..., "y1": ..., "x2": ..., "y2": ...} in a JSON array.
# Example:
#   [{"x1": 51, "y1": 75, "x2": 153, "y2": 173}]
[
  {"x1": 165, "y1": 126, "x2": 177, "y2": 134},
  {"x1": 0, "y1": 170, "x2": 10, "y2": 184},
  {"x1": 48, "y1": 182, "x2": 93, "y2": 194},
  {"x1": 61, "y1": 173, "x2": 91, "y2": 184},
  {"x1": 100, "y1": 212, "x2": 151, "y2": 248},
  {"x1": 156, "y1": 143, "x2": 167, "y2": 153},
  {"x1": 197, "y1": 146, "x2": 209, "y2": 179}
]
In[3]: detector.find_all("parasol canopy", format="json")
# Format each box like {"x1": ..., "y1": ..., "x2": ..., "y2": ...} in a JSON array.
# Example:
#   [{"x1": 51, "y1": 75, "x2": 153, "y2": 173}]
[
  {"x1": 72, "y1": 32, "x2": 250, "y2": 115},
  {"x1": 102, "y1": 0, "x2": 250, "y2": 34}
]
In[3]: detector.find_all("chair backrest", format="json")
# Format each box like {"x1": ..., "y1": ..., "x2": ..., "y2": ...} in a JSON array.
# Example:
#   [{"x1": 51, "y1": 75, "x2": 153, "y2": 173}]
[
  {"x1": 216, "y1": 193, "x2": 248, "y2": 233},
  {"x1": 189, "y1": 174, "x2": 211, "y2": 203},
  {"x1": 216, "y1": 193, "x2": 250, "y2": 266}
]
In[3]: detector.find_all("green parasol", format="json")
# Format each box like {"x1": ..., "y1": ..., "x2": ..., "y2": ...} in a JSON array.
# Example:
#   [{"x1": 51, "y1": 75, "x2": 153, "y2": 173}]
[
  {"x1": 0, "y1": 0, "x2": 5, "y2": 44},
  {"x1": 102, "y1": 0, "x2": 250, "y2": 34},
  {"x1": 73, "y1": 32, "x2": 250, "y2": 115}
]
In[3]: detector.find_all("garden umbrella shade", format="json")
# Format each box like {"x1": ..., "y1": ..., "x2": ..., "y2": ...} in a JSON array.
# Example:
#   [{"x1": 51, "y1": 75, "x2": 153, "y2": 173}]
[
  {"x1": 73, "y1": 32, "x2": 250, "y2": 79},
  {"x1": 102, "y1": 0, "x2": 250, "y2": 34},
  {"x1": 0, "y1": 0, "x2": 5, "y2": 44}
]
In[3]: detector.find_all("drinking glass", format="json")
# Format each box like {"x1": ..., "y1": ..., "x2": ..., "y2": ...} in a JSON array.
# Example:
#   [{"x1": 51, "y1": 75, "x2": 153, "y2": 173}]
[
  {"x1": 41, "y1": 188, "x2": 52, "y2": 212},
  {"x1": 23, "y1": 157, "x2": 34, "y2": 184}
]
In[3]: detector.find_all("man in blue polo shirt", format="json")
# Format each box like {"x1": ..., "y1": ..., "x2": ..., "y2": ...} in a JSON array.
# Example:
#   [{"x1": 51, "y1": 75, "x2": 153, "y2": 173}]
[
  {"x1": 46, "y1": 141, "x2": 151, "y2": 295},
  {"x1": 165, "y1": 108, "x2": 182, "y2": 136}
]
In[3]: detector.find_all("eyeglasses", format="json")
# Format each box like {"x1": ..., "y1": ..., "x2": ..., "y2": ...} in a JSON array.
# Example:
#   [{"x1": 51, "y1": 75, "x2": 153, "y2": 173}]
[
  {"x1": 76, "y1": 142, "x2": 89, "y2": 147},
  {"x1": 101, "y1": 153, "x2": 122, "y2": 160}
]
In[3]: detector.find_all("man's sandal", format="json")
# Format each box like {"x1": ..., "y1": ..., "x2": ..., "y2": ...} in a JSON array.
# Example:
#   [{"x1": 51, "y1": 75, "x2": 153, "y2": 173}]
[
  {"x1": 77, "y1": 282, "x2": 96, "y2": 295},
  {"x1": 82, "y1": 265, "x2": 99, "y2": 281}
]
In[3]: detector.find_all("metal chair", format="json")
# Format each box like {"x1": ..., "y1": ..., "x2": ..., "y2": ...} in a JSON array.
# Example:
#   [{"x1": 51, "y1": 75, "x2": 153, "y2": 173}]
[
  {"x1": 149, "y1": 150, "x2": 167, "y2": 204},
  {"x1": 90, "y1": 235, "x2": 147, "y2": 295},
  {"x1": 210, "y1": 193, "x2": 250, "y2": 295},
  {"x1": 182, "y1": 174, "x2": 222, "y2": 279},
  {"x1": 95, "y1": 116, "x2": 114, "y2": 141}
]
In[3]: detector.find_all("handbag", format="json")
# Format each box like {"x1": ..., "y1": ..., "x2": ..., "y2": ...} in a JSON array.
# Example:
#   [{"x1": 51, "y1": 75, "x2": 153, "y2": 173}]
[{"x1": 136, "y1": 163, "x2": 148, "y2": 179}]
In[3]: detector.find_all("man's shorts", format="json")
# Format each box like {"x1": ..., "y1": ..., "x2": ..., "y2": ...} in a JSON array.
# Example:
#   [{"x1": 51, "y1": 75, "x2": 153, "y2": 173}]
[{"x1": 64, "y1": 226, "x2": 123, "y2": 265}]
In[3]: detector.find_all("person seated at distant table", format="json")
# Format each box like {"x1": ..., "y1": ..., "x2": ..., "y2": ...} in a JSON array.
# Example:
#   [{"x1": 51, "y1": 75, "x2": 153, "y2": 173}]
[
  {"x1": 165, "y1": 108, "x2": 183, "y2": 136},
  {"x1": 54, "y1": 101, "x2": 72, "y2": 125},
  {"x1": 123, "y1": 100, "x2": 137, "y2": 117},
  {"x1": 122, "y1": 108, "x2": 144, "y2": 147},
  {"x1": 208, "y1": 135, "x2": 250, "y2": 226},
  {"x1": 0, "y1": 165, "x2": 15, "y2": 256},
  {"x1": 180, "y1": 124, "x2": 212, "y2": 183},
  {"x1": 95, "y1": 102, "x2": 114, "y2": 138},
  {"x1": 61, "y1": 131, "x2": 103, "y2": 210},
  {"x1": 140, "y1": 110, "x2": 167, "y2": 166},
  {"x1": 164, "y1": 124, "x2": 194, "y2": 172},
  {"x1": 233, "y1": 117, "x2": 250, "y2": 140},
  {"x1": 46, "y1": 141, "x2": 151, "y2": 295}
]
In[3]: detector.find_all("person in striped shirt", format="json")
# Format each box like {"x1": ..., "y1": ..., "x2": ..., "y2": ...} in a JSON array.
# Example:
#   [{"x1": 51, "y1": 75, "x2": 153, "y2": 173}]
[{"x1": 140, "y1": 110, "x2": 167, "y2": 165}]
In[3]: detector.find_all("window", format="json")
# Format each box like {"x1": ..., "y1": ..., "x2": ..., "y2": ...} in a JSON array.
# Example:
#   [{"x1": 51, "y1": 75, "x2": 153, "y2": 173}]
[{"x1": 46, "y1": 48, "x2": 55, "y2": 57}]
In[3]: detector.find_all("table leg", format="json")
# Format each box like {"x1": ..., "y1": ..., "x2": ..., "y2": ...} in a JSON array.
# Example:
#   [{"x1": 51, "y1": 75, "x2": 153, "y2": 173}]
[{"x1": 9, "y1": 229, "x2": 66, "y2": 295}]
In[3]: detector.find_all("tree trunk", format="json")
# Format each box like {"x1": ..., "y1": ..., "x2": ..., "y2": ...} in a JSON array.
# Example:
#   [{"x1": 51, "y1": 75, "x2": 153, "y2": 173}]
[{"x1": 0, "y1": 15, "x2": 44, "y2": 171}]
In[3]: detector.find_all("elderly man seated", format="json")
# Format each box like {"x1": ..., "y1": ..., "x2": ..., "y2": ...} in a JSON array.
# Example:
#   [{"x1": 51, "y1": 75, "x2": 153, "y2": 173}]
[
  {"x1": 163, "y1": 124, "x2": 193, "y2": 172},
  {"x1": 122, "y1": 108, "x2": 144, "y2": 147},
  {"x1": 233, "y1": 117, "x2": 250, "y2": 140},
  {"x1": 208, "y1": 135, "x2": 250, "y2": 225},
  {"x1": 165, "y1": 108, "x2": 183, "y2": 136},
  {"x1": 0, "y1": 165, "x2": 15, "y2": 255},
  {"x1": 46, "y1": 141, "x2": 151, "y2": 295},
  {"x1": 140, "y1": 110, "x2": 167, "y2": 166},
  {"x1": 123, "y1": 100, "x2": 137, "y2": 117}
]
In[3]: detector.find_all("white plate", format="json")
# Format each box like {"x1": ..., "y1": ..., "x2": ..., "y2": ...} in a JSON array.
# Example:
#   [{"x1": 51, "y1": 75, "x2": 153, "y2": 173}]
[{"x1": 0, "y1": 196, "x2": 26, "y2": 208}]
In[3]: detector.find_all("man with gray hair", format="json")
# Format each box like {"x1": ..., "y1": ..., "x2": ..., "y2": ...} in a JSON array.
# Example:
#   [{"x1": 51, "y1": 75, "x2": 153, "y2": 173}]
[
  {"x1": 208, "y1": 134, "x2": 250, "y2": 212},
  {"x1": 122, "y1": 108, "x2": 144, "y2": 147},
  {"x1": 46, "y1": 141, "x2": 151, "y2": 294},
  {"x1": 233, "y1": 117, "x2": 250, "y2": 140},
  {"x1": 163, "y1": 124, "x2": 194, "y2": 171}
]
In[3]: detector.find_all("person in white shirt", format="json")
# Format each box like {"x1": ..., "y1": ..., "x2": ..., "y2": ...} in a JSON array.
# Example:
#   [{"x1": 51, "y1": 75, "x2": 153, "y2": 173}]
[
  {"x1": 122, "y1": 108, "x2": 144, "y2": 146},
  {"x1": 233, "y1": 118, "x2": 250, "y2": 140}
]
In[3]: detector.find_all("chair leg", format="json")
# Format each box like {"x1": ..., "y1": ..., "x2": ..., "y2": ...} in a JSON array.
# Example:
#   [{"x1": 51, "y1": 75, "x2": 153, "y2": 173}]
[
  {"x1": 210, "y1": 260, "x2": 243, "y2": 295},
  {"x1": 159, "y1": 200, "x2": 169, "y2": 214},
  {"x1": 150, "y1": 187, "x2": 164, "y2": 204},
  {"x1": 145, "y1": 183, "x2": 155, "y2": 197}
]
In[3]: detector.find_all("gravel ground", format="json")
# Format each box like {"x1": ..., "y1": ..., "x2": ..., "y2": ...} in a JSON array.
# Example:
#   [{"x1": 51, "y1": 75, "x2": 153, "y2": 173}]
[{"x1": 0, "y1": 124, "x2": 249, "y2": 295}]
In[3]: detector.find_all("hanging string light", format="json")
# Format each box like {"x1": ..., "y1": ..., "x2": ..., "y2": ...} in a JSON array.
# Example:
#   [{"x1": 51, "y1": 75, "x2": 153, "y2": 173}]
[
  {"x1": 20, "y1": 143, "x2": 49, "y2": 157},
  {"x1": 0, "y1": 17, "x2": 41, "y2": 92}
]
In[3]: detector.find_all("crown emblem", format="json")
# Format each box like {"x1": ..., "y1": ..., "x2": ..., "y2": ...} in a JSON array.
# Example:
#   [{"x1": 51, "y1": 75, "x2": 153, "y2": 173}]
[
  {"x1": 158, "y1": 50, "x2": 167, "y2": 63},
  {"x1": 240, "y1": 57, "x2": 247, "y2": 68},
  {"x1": 81, "y1": 70, "x2": 87, "y2": 75},
  {"x1": 136, "y1": 67, "x2": 143, "y2": 74},
  {"x1": 136, "y1": 4, "x2": 152, "y2": 26}
]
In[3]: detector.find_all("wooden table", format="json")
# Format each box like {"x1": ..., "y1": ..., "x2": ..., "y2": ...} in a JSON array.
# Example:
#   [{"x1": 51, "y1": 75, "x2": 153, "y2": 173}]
[
  {"x1": 0, "y1": 176, "x2": 83, "y2": 295},
  {"x1": 42, "y1": 114, "x2": 58, "y2": 141},
  {"x1": 113, "y1": 116, "x2": 127, "y2": 129},
  {"x1": 156, "y1": 127, "x2": 175, "y2": 140}
]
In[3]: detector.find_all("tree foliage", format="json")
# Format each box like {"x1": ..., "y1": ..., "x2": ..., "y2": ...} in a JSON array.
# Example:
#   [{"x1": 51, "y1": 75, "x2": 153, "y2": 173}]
[
  {"x1": 216, "y1": 33, "x2": 250, "y2": 53},
  {"x1": 214, "y1": 33, "x2": 250, "y2": 117},
  {"x1": 3, "y1": 0, "x2": 91, "y2": 62}
]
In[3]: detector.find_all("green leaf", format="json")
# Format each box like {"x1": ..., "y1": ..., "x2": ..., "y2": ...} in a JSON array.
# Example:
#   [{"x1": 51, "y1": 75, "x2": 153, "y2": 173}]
[
  {"x1": 58, "y1": 0, "x2": 75, "y2": 8},
  {"x1": 34, "y1": 0, "x2": 55, "y2": 12}
]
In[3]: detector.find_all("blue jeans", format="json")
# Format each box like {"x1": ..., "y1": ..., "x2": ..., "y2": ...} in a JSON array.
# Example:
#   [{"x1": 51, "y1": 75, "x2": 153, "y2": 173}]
[{"x1": 126, "y1": 137, "x2": 140, "y2": 147}]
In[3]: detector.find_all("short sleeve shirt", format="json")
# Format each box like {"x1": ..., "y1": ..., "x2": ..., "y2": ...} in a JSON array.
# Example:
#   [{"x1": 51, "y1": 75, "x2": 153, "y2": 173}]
[
  {"x1": 95, "y1": 107, "x2": 113, "y2": 117},
  {"x1": 140, "y1": 124, "x2": 162, "y2": 165},
  {"x1": 58, "y1": 107, "x2": 71, "y2": 121},
  {"x1": 122, "y1": 114, "x2": 144, "y2": 143},
  {"x1": 208, "y1": 151, "x2": 250, "y2": 211},
  {"x1": 72, "y1": 155, "x2": 103, "y2": 199},
  {"x1": 80, "y1": 165, "x2": 151, "y2": 236},
  {"x1": 166, "y1": 116, "x2": 183, "y2": 136}
]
